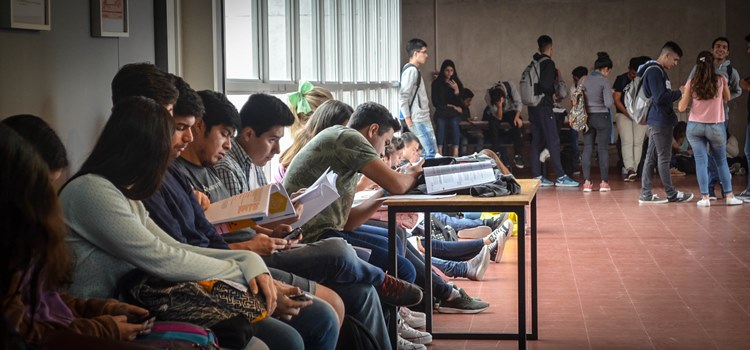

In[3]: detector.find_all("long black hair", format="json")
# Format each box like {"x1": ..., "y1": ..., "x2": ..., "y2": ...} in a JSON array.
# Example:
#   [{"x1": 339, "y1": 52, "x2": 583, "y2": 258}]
[
  {"x1": 64, "y1": 96, "x2": 174, "y2": 200},
  {"x1": 438, "y1": 59, "x2": 463, "y2": 88}
]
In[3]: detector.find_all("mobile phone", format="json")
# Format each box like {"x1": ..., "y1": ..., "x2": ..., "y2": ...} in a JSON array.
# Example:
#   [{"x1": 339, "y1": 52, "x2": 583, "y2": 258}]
[
  {"x1": 290, "y1": 292, "x2": 313, "y2": 302},
  {"x1": 283, "y1": 227, "x2": 303, "y2": 241}
]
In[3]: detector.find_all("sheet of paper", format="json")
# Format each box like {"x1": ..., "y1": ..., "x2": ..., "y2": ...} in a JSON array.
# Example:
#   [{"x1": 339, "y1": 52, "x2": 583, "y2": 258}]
[{"x1": 423, "y1": 161, "x2": 496, "y2": 194}]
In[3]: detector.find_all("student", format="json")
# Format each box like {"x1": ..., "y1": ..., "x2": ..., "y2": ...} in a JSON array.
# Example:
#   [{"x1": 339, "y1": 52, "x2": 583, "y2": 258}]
[
  {"x1": 581, "y1": 52, "x2": 614, "y2": 192},
  {"x1": 739, "y1": 33, "x2": 750, "y2": 202},
  {"x1": 485, "y1": 81, "x2": 525, "y2": 168},
  {"x1": 458, "y1": 88, "x2": 486, "y2": 154},
  {"x1": 613, "y1": 56, "x2": 651, "y2": 181},
  {"x1": 283, "y1": 103, "x2": 490, "y2": 315},
  {"x1": 287, "y1": 81, "x2": 333, "y2": 137},
  {"x1": 431, "y1": 59, "x2": 464, "y2": 157},
  {"x1": 400, "y1": 38, "x2": 439, "y2": 159},
  {"x1": 0, "y1": 122, "x2": 151, "y2": 345},
  {"x1": 527, "y1": 35, "x2": 579, "y2": 187},
  {"x1": 638, "y1": 42, "x2": 694, "y2": 204},
  {"x1": 400, "y1": 132, "x2": 422, "y2": 164},
  {"x1": 678, "y1": 51, "x2": 743, "y2": 207}
]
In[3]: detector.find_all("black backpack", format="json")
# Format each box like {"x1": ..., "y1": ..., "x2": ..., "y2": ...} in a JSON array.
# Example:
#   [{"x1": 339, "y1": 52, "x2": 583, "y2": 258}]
[{"x1": 336, "y1": 315, "x2": 382, "y2": 350}]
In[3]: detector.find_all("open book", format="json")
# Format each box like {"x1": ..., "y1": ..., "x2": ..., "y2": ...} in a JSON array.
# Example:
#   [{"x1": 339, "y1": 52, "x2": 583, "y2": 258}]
[
  {"x1": 205, "y1": 183, "x2": 296, "y2": 233},
  {"x1": 423, "y1": 161, "x2": 496, "y2": 194},
  {"x1": 290, "y1": 167, "x2": 340, "y2": 229}
]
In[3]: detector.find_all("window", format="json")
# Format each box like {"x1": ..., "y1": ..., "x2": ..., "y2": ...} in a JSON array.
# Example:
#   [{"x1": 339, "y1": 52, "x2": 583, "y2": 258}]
[
  {"x1": 267, "y1": 0, "x2": 291, "y2": 81},
  {"x1": 298, "y1": 0, "x2": 317, "y2": 81},
  {"x1": 224, "y1": 0, "x2": 258, "y2": 80}
]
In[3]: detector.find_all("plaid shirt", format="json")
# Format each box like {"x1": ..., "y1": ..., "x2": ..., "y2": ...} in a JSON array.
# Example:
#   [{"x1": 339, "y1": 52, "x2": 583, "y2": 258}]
[{"x1": 213, "y1": 139, "x2": 267, "y2": 196}]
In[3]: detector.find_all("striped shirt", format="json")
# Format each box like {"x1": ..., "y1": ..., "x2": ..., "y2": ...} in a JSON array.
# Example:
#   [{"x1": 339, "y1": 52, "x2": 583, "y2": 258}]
[{"x1": 213, "y1": 139, "x2": 267, "y2": 196}]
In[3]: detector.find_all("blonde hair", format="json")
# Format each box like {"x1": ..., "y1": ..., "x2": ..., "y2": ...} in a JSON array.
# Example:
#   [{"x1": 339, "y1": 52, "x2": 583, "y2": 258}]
[
  {"x1": 280, "y1": 100, "x2": 353, "y2": 169},
  {"x1": 289, "y1": 87, "x2": 333, "y2": 136}
]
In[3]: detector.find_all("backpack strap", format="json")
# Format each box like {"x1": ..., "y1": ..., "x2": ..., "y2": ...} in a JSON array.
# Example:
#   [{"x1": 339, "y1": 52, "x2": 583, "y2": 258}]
[
  {"x1": 502, "y1": 81, "x2": 514, "y2": 106},
  {"x1": 640, "y1": 65, "x2": 664, "y2": 97},
  {"x1": 402, "y1": 64, "x2": 422, "y2": 112}
]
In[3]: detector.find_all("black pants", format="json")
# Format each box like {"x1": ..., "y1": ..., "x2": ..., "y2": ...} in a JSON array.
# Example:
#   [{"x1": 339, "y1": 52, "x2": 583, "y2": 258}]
[{"x1": 488, "y1": 110, "x2": 523, "y2": 158}]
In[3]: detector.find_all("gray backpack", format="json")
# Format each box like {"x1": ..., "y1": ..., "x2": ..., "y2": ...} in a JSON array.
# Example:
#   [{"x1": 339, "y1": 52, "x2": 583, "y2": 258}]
[
  {"x1": 520, "y1": 56, "x2": 549, "y2": 106},
  {"x1": 623, "y1": 65, "x2": 663, "y2": 125}
]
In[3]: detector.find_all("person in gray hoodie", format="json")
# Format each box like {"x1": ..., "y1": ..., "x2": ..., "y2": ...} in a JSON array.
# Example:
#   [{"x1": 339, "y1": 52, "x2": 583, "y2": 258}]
[{"x1": 581, "y1": 52, "x2": 615, "y2": 192}]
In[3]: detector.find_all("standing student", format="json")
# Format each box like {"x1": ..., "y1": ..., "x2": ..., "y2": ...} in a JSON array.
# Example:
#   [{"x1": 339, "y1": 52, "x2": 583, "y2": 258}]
[
  {"x1": 400, "y1": 38, "x2": 439, "y2": 158},
  {"x1": 678, "y1": 51, "x2": 743, "y2": 207},
  {"x1": 431, "y1": 59, "x2": 464, "y2": 157},
  {"x1": 738, "y1": 34, "x2": 750, "y2": 202},
  {"x1": 581, "y1": 52, "x2": 615, "y2": 192},
  {"x1": 527, "y1": 35, "x2": 579, "y2": 187},
  {"x1": 638, "y1": 41, "x2": 694, "y2": 204},
  {"x1": 614, "y1": 56, "x2": 651, "y2": 181}
]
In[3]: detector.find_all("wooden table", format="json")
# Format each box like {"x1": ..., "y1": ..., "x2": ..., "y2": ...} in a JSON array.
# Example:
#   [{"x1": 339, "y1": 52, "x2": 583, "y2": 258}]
[{"x1": 384, "y1": 178, "x2": 540, "y2": 350}]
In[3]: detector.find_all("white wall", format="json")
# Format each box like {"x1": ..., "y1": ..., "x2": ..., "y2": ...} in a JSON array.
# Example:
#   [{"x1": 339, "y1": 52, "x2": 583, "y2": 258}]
[{"x1": 0, "y1": 0, "x2": 156, "y2": 182}]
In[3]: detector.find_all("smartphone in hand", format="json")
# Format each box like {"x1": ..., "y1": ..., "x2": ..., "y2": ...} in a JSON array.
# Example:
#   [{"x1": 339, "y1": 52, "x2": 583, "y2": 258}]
[
  {"x1": 290, "y1": 292, "x2": 313, "y2": 302},
  {"x1": 283, "y1": 227, "x2": 303, "y2": 241}
]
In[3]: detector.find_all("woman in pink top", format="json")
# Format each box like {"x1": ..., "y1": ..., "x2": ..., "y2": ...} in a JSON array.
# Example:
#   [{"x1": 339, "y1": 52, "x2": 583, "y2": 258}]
[{"x1": 678, "y1": 51, "x2": 742, "y2": 207}]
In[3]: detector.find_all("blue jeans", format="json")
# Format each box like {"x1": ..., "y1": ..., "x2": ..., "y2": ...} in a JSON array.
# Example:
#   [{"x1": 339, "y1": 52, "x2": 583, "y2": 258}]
[
  {"x1": 435, "y1": 115, "x2": 461, "y2": 150},
  {"x1": 253, "y1": 317, "x2": 304, "y2": 349},
  {"x1": 321, "y1": 230, "x2": 417, "y2": 283},
  {"x1": 686, "y1": 122, "x2": 733, "y2": 196},
  {"x1": 431, "y1": 212, "x2": 482, "y2": 232},
  {"x1": 411, "y1": 120, "x2": 439, "y2": 158},
  {"x1": 433, "y1": 257, "x2": 468, "y2": 278},
  {"x1": 641, "y1": 126, "x2": 677, "y2": 198},
  {"x1": 328, "y1": 283, "x2": 392, "y2": 350},
  {"x1": 283, "y1": 298, "x2": 339, "y2": 350},
  {"x1": 423, "y1": 238, "x2": 484, "y2": 261},
  {"x1": 705, "y1": 119, "x2": 729, "y2": 187},
  {"x1": 263, "y1": 237, "x2": 386, "y2": 287},
  {"x1": 529, "y1": 105, "x2": 565, "y2": 178}
]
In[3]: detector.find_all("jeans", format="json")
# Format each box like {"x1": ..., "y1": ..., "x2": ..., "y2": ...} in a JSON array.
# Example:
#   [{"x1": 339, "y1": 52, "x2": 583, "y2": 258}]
[
  {"x1": 431, "y1": 212, "x2": 483, "y2": 231},
  {"x1": 705, "y1": 118, "x2": 730, "y2": 187},
  {"x1": 252, "y1": 317, "x2": 304, "y2": 349},
  {"x1": 745, "y1": 123, "x2": 750, "y2": 192},
  {"x1": 411, "y1": 120, "x2": 439, "y2": 159},
  {"x1": 489, "y1": 110, "x2": 524, "y2": 163},
  {"x1": 641, "y1": 125, "x2": 677, "y2": 198},
  {"x1": 686, "y1": 122, "x2": 733, "y2": 196},
  {"x1": 435, "y1": 115, "x2": 461, "y2": 149},
  {"x1": 529, "y1": 105, "x2": 565, "y2": 178},
  {"x1": 327, "y1": 283, "x2": 392, "y2": 350},
  {"x1": 616, "y1": 113, "x2": 649, "y2": 171},
  {"x1": 582, "y1": 112, "x2": 612, "y2": 182},
  {"x1": 423, "y1": 238, "x2": 484, "y2": 261},
  {"x1": 432, "y1": 257, "x2": 468, "y2": 278},
  {"x1": 321, "y1": 230, "x2": 417, "y2": 283},
  {"x1": 263, "y1": 237, "x2": 386, "y2": 287}
]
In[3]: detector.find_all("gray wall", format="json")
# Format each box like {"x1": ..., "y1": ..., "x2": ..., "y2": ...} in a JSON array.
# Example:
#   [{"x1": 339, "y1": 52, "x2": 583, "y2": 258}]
[
  {"x1": 402, "y1": 0, "x2": 750, "y2": 152},
  {"x1": 0, "y1": 0, "x2": 155, "y2": 183}
]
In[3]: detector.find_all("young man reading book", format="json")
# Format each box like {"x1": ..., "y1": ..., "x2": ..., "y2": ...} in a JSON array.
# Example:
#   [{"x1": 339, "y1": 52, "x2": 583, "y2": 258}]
[
  {"x1": 172, "y1": 90, "x2": 421, "y2": 350},
  {"x1": 283, "y1": 102, "x2": 491, "y2": 314}
]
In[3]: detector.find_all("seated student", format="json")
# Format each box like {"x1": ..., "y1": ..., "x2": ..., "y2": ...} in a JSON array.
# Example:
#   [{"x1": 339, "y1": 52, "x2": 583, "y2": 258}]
[
  {"x1": 484, "y1": 81, "x2": 525, "y2": 168},
  {"x1": 0, "y1": 121, "x2": 151, "y2": 345},
  {"x1": 458, "y1": 88, "x2": 485, "y2": 155},
  {"x1": 283, "y1": 103, "x2": 490, "y2": 314},
  {"x1": 174, "y1": 91, "x2": 417, "y2": 350},
  {"x1": 670, "y1": 121, "x2": 690, "y2": 176}
]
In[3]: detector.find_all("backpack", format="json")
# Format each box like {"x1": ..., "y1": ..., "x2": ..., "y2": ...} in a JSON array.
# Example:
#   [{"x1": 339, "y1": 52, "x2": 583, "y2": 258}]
[
  {"x1": 399, "y1": 63, "x2": 422, "y2": 119},
  {"x1": 335, "y1": 315, "x2": 382, "y2": 350},
  {"x1": 519, "y1": 56, "x2": 550, "y2": 106},
  {"x1": 136, "y1": 322, "x2": 221, "y2": 350},
  {"x1": 623, "y1": 65, "x2": 663, "y2": 125},
  {"x1": 569, "y1": 81, "x2": 588, "y2": 131}
]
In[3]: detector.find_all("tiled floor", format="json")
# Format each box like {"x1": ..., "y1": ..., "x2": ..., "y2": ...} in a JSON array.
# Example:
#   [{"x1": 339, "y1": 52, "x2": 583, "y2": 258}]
[{"x1": 425, "y1": 174, "x2": 750, "y2": 350}]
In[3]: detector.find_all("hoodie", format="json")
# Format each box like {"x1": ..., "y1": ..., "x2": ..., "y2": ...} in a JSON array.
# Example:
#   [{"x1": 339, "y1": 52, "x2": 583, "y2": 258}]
[
  {"x1": 638, "y1": 60, "x2": 681, "y2": 128},
  {"x1": 533, "y1": 53, "x2": 556, "y2": 107}
]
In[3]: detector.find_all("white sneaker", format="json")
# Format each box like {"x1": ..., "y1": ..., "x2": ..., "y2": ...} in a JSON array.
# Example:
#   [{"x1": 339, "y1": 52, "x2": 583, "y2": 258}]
[
  {"x1": 399, "y1": 307, "x2": 426, "y2": 329},
  {"x1": 697, "y1": 199, "x2": 710, "y2": 207},
  {"x1": 457, "y1": 225, "x2": 491, "y2": 239},
  {"x1": 397, "y1": 335, "x2": 427, "y2": 350},
  {"x1": 726, "y1": 197, "x2": 744, "y2": 206},
  {"x1": 398, "y1": 318, "x2": 432, "y2": 344},
  {"x1": 539, "y1": 148, "x2": 550, "y2": 163},
  {"x1": 466, "y1": 245, "x2": 490, "y2": 281}
]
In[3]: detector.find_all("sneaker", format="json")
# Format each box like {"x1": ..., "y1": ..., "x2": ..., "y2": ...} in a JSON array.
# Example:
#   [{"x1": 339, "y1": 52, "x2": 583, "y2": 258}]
[
  {"x1": 726, "y1": 197, "x2": 744, "y2": 206},
  {"x1": 625, "y1": 169, "x2": 637, "y2": 182},
  {"x1": 457, "y1": 225, "x2": 491, "y2": 239},
  {"x1": 536, "y1": 176, "x2": 554, "y2": 187},
  {"x1": 514, "y1": 154, "x2": 525, "y2": 169},
  {"x1": 599, "y1": 181, "x2": 611, "y2": 192},
  {"x1": 639, "y1": 194, "x2": 668, "y2": 204},
  {"x1": 697, "y1": 199, "x2": 710, "y2": 207},
  {"x1": 399, "y1": 307, "x2": 426, "y2": 329},
  {"x1": 582, "y1": 180, "x2": 593, "y2": 192},
  {"x1": 437, "y1": 287, "x2": 490, "y2": 314},
  {"x1": 377, "y1": 275, "x2": 423, "y2": 307},
  {"x1": 670, "y1": 167, "x2": 686, "y2": 176},
  {"x1": 539, "y1": 148, "x2": 550, "y2": 163},
  {"x1": 555, "y1": 175, "x2": 579, "y2": 187},
  {"x1": 668, "y1": 191, "x2": 694, "y2": 203},
  {"x1": 466, "y1": 246, "x2": 490, "y2": 281},
  {"x1": 737, "y1": 190, "x2": 750, "y2": 203},
  {"x1": 397, "y1": 335, "x2": 427, "y2": 350},
  {"x1": 398, "y1": 318, "x2": 432, "y2": 344}
]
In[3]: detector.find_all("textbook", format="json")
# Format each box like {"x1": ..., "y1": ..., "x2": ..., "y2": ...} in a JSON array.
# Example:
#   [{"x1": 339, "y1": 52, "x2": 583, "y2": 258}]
[
  {"x1": 423, "y1": 161, "x2": 496, "y2": 194},
  {"x1": 205, "y1": 183, "x2": 296, "y2": 229},
  {"x1": 289, "y1": 167, "x2": 340, "y2": 229}
]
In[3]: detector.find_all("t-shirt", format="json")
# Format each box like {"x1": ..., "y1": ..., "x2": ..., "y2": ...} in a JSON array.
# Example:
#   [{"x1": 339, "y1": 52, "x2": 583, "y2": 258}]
[
  {"x1": 174, "y1": 157, "x2": 233, "y2": 202},
  {"x1": 282, "y1": 125, "x2": 381, "y2": 242},
  {"x1": 612, "y1": 72, "x2": 631, "y2": 109},
  {"x1": 686, "y1": 77, "x2": 726, "y2": 124}
]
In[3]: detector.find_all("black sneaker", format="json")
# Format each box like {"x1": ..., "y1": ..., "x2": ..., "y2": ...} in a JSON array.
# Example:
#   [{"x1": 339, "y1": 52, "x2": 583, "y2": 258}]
[
  {"x1": 514, "y1": 155, "x2": 525, "y2": 169},
  {"x1": 638, "y1": 194, "x2": 668, "y2": 204},
  {"x1": 437, "y1": 287, "x2": 489, "y2": 314},
  {"x1": 377, "y1": 275, "x2": 423, "y2": 307},
  {"x1": 625, "y1": 169, "x2": 637, "y2": 182},
  {"x1": 668, "y1": 191, "x2": 694, "y2": 203}
]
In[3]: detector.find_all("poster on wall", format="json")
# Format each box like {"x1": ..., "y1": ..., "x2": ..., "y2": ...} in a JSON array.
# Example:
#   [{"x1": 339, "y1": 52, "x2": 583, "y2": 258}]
[
  {"x1": 0, "y1": 0, "x2": 52, "y2": 31},
  {"x1": 90, "y1": 0, "x2": 128, "y2": 37}
]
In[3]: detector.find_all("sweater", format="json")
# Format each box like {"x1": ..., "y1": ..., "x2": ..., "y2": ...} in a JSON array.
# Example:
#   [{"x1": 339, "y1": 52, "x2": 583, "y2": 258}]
[
  {"x1": 639, "y1": 61, "x2": 681, "y2": 128},
  {"x1": 399, "y1": 65, "x2": 430, "y2": 122},
  {"x1": 583, "y1": 71, "x2": 614, "y2": 113},
  {"x1": 59, "y1": 174, "x2": 268, "y2": 299}
]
